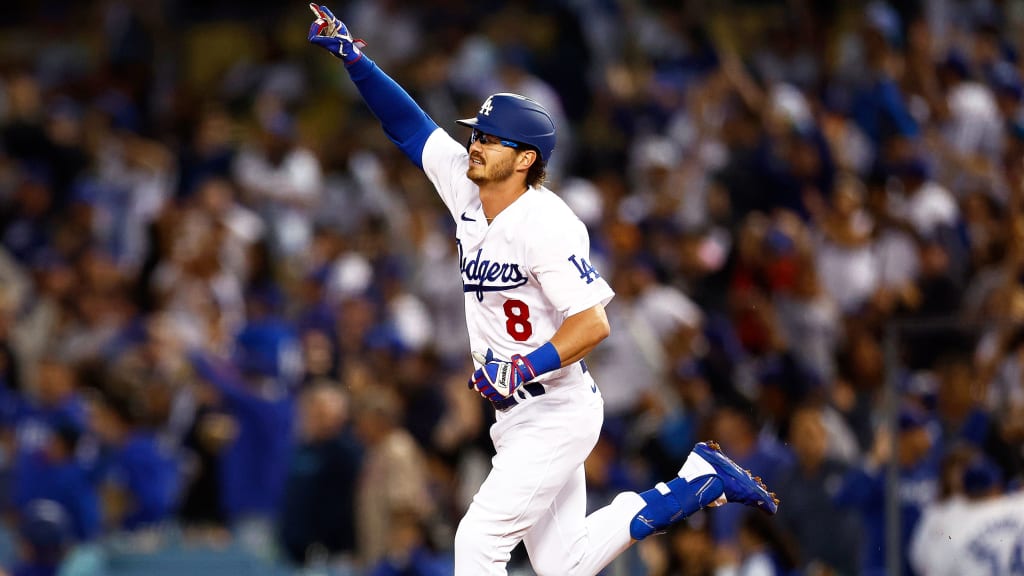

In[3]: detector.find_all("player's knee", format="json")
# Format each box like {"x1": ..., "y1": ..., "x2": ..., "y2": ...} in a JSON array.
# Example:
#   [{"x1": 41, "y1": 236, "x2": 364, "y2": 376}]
[
  {"x1": 613, "y1": 490, "x2": 641, "y2": 508},
  {"x1": 454, "y1": 511, "x2": 496, "y2": 561},
  {"x1": 532, "y1": 554, "x2": 582, "y2": 576},
  {"x1": 531, "y1": 496, "x2": 643, "y2": 576},
  {"x1": 613, "y1": 490, "x2": 664, "y2": 541},
  {"x1": 453, "y1": 515, "x2": 480, "y2": 554}
]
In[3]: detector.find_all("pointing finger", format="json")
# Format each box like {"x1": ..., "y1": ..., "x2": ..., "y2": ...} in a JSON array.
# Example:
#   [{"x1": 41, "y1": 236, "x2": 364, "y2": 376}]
[{"x1": 319, "y1": 5, "x2": 339, "y2": 22}]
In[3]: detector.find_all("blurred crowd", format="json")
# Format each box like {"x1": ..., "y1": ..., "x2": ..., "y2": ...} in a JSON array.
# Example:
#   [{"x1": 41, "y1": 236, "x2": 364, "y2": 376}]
[{"x1": 0, "y1": 0, "x2": 1023, "y2": 575}]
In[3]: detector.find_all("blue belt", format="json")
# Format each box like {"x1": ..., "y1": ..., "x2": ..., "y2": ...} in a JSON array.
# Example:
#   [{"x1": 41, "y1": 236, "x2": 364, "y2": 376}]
[{"x1": 495, "y1": 360, "x2": 589, "y2": 411}]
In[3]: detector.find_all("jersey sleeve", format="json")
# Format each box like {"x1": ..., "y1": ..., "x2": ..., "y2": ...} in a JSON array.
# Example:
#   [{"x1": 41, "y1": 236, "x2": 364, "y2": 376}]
[
  {"x1": 420, "y1": 128, "x2": 477, "y2": 219},
  {"x1": 526, "y1": 213, "x2": 614, "y2": 317},
  {"x1": 345, "y1": 56, "x2": 439, "y2": 169}
]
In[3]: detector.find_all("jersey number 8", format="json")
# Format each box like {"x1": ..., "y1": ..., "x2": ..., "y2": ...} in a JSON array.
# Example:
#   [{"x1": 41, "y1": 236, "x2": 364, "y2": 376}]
[{"x1": 503, "y1": 299, "x2": 533, "y2": 341}]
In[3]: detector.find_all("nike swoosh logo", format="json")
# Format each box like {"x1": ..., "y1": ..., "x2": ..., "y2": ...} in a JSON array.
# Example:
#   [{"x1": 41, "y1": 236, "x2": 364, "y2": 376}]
[{"x1": 460, "y1": 211, "x2": 476, "y2": 222}]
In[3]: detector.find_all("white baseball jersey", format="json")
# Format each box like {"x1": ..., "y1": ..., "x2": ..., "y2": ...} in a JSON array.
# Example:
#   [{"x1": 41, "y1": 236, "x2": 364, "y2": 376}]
[
  {"x1": 421, "y1": 127, "x2": 639, "y2": 576},
  {"x1": 910, "y1": 491, "x2": 1024, "y2": 576},
  {"x1": 420, "y1": 128, "x2": 614, "y2": 387}
]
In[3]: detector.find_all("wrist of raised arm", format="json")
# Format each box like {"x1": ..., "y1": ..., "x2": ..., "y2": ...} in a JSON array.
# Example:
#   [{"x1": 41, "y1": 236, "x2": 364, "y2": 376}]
[{"x1": 344, "y1": 52, "x2": 375, "y2": 77}]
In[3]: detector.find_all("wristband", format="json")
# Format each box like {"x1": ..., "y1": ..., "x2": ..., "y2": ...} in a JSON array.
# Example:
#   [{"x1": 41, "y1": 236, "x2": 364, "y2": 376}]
[
  {"x1": 522, "y1": 341, "x2": 561, "y2": 378},
  {"x1": 345, "y1": 52, "x2": 374, "y2": 75}
]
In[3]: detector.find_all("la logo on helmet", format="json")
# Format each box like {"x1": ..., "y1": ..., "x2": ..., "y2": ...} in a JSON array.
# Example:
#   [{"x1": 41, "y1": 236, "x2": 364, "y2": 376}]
[{"x1": 479, "y1": 96, "x2": 493, "y2": 116}]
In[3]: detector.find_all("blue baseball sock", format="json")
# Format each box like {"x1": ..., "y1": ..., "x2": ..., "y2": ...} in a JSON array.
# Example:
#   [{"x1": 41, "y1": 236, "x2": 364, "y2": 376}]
[{"x1": 629, "y1": 475, "x2": 724, "y2": 540}]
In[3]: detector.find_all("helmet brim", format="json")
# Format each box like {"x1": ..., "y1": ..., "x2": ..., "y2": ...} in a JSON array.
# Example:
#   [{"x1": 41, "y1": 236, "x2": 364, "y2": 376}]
[
  {"x1": 455, "y1": 115, "x2": 548, "y2": 161},
  {"x1": 456, "y1": 117, "x2": 516, "y2": 144}
]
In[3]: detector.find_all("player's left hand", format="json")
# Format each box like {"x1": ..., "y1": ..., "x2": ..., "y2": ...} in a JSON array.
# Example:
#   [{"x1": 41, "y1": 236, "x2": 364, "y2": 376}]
[
  {"x1": 307, "y1": 3, "x2": 367, "y2": 64},
  {"x1": 469, "y1": 349, "x2": 538, "y2": 410}
]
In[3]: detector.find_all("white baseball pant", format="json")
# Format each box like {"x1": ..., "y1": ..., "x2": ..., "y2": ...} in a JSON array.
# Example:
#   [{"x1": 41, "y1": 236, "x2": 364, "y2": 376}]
[{"x1": 453, "y1": 378, "x2": 646, "y2": 575}]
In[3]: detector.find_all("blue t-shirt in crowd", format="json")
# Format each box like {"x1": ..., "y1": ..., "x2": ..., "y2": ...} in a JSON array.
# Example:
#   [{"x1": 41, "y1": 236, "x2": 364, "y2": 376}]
[
  {"x1": 834, "y1": 457, "x2": 939, "y2": 576},
  {"x1": 101, "y1": 433, "x2": 180, "y2": 530},
  {"x1": 12, "y1": 451, "x2": 100, "y2": 541}
]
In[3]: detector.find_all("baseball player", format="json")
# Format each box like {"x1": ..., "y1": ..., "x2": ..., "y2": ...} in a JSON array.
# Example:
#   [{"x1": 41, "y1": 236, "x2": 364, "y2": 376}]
[
  {"x1": 910, "y1": 458, "x2": 1024, "y2": 576},
  {"x1": 307, "y1": 6, "x2": 778, "y2": 575}
]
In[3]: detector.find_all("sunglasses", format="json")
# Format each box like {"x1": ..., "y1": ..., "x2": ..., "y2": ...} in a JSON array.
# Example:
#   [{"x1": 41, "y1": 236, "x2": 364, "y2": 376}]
[{"x1": 469, "y1": 129, "x2": 520, "y2": 149}]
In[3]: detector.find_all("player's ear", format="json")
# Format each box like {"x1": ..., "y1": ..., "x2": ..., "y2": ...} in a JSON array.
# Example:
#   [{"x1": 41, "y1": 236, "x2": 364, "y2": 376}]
[{"x1": 517, "y1": 149, "x2": 537, "y2": 170}]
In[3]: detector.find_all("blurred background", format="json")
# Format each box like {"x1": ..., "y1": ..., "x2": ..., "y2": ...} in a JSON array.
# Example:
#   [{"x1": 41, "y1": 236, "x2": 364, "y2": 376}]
[{"x1": 0, "y1": 0, "x2": 1021, "y2": 575}]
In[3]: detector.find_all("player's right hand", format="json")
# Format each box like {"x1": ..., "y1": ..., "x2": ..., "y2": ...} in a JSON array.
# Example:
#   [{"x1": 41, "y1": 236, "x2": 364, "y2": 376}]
[
  {"x1": 469, "y1": 349, "x2": 535, "y2": 410},
  {"x1": 307, "y1": 3, "x2": 366, "y2": 64}
]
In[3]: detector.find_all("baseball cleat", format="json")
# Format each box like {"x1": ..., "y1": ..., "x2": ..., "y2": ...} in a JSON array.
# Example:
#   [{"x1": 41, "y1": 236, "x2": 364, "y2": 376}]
[{"x1": 679, "y1": 440, "x2": 779, "y2": 515}]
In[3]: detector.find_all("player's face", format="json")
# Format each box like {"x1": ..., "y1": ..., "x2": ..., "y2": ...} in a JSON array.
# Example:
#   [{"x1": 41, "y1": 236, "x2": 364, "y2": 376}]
[{"x1": 467, "y1": 130, "x2": 519, "y2": 184}]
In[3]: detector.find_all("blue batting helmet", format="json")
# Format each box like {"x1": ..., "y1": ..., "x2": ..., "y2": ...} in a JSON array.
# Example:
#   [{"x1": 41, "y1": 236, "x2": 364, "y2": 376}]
[{"x1": 456, "y1": 93, "x2": 556, "y2": 163}]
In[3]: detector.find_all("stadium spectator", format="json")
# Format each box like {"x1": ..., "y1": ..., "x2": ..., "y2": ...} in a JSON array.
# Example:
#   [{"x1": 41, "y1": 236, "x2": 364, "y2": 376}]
[
  {"x1": 10, "y1": 421, "x2": 99, "y2": 542},
  {"x1": 188, "y1": 318, "x2": 299, "y2": 558},
  {"x1": 909, "y1": 453, "x2": 1020, "y2": 576},
  {"x1": 650, "y1": 520, "x2": 717, "y2": 576},
  {"x1": 233, "y1": 107, "x2": 323, "y2": 261},
  {"x1": 705, "y1": 403, "x2": 793, "y2": 545},
  {"x1": 834, "y1": 405, "x2": 939, "y2": 576},
  {"x1": 729, "y1": 510, "x2": 800, "y2": 576},
  {"x1": 774, "y1": 404, "x2": 861, "y2": 575},
  {"x1": 352, "y1": 386, "x2": 434, "y2": 568},
  {"x1": 365, "y1": 509, "x2": 451, "y2": 576},
  {"x1": 86, "y1": 383, "x2": 179, "y2": 532},
  {"x1": 278, "y1": 381, "x2": 362, "y2": 569}
]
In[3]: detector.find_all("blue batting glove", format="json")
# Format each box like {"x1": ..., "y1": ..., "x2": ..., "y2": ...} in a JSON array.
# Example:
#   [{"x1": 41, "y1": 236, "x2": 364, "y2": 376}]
[
  {"x1": 469, "y1": 349, "x2": 539, "y2": 410},
  {"x1": 307, "y1": 3, "x2": 366, "y2": 65}
]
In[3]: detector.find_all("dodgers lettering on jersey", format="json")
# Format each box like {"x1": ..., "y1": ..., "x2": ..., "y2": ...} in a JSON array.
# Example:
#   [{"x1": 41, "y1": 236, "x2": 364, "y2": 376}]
[
  {"x1": 419, "y1": 128, "x2": 614, "y2": 384},
  {"x1": 458, "y1": 239, "x2": 529, "y2": 301}
]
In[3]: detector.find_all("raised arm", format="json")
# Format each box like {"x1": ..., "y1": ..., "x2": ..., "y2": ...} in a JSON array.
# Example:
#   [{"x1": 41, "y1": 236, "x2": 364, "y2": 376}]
[{"x1": 307, "y1": 4, "x2": 439, "y2": 169}]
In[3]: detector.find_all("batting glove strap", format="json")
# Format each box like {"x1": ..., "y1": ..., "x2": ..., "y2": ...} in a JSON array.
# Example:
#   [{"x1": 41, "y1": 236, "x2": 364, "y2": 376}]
[
  {"x1": 521, "y1": 342, "x2": 561, "y2": 378},
  {"x1": 509, "y1": 354, "x2": 536, "y2": 383},
  {"x1": 308, "y1": 3, "x2": 367, "y2": 65}
]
